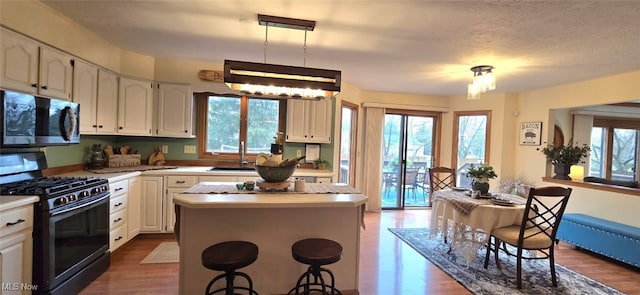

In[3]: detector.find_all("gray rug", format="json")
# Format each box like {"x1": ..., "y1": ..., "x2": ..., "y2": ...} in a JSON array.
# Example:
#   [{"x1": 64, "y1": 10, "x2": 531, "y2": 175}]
[{"x1": 388, "y1": 228, "x2": 623, "y2": 295}]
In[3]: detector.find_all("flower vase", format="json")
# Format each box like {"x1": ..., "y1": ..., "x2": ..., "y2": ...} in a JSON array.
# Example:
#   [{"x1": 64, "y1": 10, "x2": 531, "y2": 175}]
[
  {"x1": 471, "y1": 178, "x2": 490, "y2": 195},
  {"x1": 552, "y1": 163, "x2": 572, "y2": 180}
]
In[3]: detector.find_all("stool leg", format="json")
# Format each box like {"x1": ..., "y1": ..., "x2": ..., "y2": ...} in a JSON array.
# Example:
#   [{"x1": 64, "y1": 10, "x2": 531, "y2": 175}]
[
  {"x1": 205, "y1": 273, "x2": 227, "y2": 295},
  {"x1": 225, "y1": 272, "x2": 235, "y2": 295}
]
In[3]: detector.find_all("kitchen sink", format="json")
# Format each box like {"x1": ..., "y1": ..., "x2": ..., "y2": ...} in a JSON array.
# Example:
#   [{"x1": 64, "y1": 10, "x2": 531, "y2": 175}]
[{"x1": 208, "y1": 166, "x2": 256, "y2": 171}]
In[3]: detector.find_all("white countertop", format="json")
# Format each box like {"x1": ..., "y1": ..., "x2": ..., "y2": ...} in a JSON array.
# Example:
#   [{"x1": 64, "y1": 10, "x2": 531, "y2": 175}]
[
  {"x1": 56, "y1": 166, "x2": 332, "y2": 181},
  {"x1": 0, "y1": 195, "x2": 39, "y2": 211},
  {"x1": 174, "y1": 192, "x2": 368, "y2": 209}
]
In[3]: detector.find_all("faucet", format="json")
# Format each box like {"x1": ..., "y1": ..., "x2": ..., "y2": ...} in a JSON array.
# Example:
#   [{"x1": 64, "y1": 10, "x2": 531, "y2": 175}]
[{"x1": 240, "y1": 141, "x2": 248, "y2": 167}]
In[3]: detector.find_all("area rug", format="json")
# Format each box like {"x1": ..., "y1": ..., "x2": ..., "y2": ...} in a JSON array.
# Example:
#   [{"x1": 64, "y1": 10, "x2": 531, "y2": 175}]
[
  {"x1": 140, "y1": 242, "x2": 179, "y2": 264},
  {"x1": 388, "y1": 228, "x2": 623, "y2": 295}
]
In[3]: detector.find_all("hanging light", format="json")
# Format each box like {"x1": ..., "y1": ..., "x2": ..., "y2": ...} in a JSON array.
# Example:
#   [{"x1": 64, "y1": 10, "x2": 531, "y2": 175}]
[
  {"x1": 224, "y1": 14, "x2": 341, "y2": 100},
  {"x1": 467, "y1": 65, "x2": 496, "y2": 100}
]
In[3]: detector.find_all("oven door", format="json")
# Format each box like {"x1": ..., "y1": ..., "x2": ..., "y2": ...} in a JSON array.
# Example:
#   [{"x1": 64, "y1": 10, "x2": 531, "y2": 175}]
[{"x1": 33, "y1": 193, "x2": 110, "y2": 293}]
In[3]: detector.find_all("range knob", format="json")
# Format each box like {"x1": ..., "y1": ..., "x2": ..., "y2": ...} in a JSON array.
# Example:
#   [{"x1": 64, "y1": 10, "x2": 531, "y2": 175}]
[
  {"x1": 54, "y1": 197, "x2": 69, "y2": 206},
  {"x1": 68, "y1": 194, "x2": 78, "y2": 201},
  {"x1": 80, "y1": 191, "x2": 90, "y2": 198}
]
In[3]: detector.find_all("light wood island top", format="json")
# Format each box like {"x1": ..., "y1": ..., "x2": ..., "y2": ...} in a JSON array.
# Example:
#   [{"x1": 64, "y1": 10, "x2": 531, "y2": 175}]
[{"x1": 174, "y1": 192, "x2": 368, "y2": 209}]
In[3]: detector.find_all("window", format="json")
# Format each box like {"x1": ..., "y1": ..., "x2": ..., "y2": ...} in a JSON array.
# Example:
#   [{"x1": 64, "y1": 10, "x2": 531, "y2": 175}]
[
  {"x1": 197, "y1": 93, "x2": 286, "y2": 160},
  {"x1": 452, "y1": 111, "x2": 491, "y2": 187},
  {"x1": 339, "y1": 101, "x2": 358, "y2": 186},
  {"x1": 590, "y1": 117, "x2": 640, "y2": 181}
]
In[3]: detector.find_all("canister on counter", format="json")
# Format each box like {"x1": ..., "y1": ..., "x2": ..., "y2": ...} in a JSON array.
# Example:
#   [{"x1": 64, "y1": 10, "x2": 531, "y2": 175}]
[{"x1": 294, "y1": 178, "x2": 306, "y2": 192}]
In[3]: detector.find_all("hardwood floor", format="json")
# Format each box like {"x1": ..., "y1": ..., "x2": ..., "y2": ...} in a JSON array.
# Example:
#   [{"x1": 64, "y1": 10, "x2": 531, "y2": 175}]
[{"x1": 80, "y1": 210, "x2": 639, "y2": 294}]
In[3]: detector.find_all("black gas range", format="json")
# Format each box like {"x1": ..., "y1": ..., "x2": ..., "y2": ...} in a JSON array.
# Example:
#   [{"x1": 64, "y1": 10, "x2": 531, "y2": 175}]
[{"x1": 0, "y1": 152, "x2": 110, "y2": 295}]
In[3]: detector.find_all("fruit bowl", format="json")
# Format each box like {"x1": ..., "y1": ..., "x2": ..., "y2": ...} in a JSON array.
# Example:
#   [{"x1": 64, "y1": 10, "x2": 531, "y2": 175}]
[{"x1": 255, "y1": 165, "x2": 296, "y2": 183}]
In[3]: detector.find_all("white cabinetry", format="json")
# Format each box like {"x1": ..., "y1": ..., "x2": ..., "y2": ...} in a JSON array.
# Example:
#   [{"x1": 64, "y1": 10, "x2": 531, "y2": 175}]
[
  {"x1": 127, "y1": 177, "x2": 141, "y2": 240},
  {"x1": 286, "y1": 98, "x2": 332, "y2": 143},
  {"x1": 108, "y1": 179, "x2": 129, "y2": 251},
  {"x1": 140, "y1": 176, "x2": 163, "y2": 232},
  {"x1": 118, "y1": 77, "x2": 153, "y2": 135},
  {"x1": 155, "y1": 83, "x2": 194, "y2": 138},
  {"x1": 74, "y1": 62, "x2": 119, "y2": 135},
  {"x1": 38, "y1": 47, "x2": 73, "y2": 100},
  {"x1": 0, "y1": 199, "x2": 36, "y2": 295},
  {"x1": 0, "y1": 28, "x2": 73, "y2": 100},
  {"x1": 0, "y1": 28, "x2": 39, "y2": 94},
  {"x1": 164, "y1": 176, "x2": 197, "y2": 232}
]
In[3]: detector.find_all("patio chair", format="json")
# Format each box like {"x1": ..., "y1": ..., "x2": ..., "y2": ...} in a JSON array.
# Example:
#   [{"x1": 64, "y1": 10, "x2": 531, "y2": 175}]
[
  {"x1": 483, "y1": 186, "x2": 572, "y2": 289},
  {"x1": 415, "y1": 171, "x2": 429, "y2": 202},
  {"x1": 402, "y1": 169, "x2": 419, "y2": 200},
  {"x1": 428, "y1": 167, "x2": 456, "y2": 206}
]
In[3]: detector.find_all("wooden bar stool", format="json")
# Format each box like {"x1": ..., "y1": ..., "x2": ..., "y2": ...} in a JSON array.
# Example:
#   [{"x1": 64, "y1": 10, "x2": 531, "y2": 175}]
[
  {"x1": 201, "y1": 241, "x2": 259, "y2": 295},
  {"x1": 288, "y1": 238, "x2": 343, "y2": 295}
]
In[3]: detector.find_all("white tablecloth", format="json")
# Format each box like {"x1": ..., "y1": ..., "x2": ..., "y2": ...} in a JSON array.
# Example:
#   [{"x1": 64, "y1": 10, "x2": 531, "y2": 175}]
[{"x1": 430, "y1": 190, "x2": 526, "y2": 263}]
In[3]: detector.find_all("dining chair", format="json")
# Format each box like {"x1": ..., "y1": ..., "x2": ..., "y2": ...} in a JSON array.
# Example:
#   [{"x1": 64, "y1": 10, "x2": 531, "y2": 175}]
[
  {"x1": 483, "y1": 186, "x2": 572, "y2": 289},
  {"x1": 428, "y1": 167, "x2": 456, "y2": 206}
]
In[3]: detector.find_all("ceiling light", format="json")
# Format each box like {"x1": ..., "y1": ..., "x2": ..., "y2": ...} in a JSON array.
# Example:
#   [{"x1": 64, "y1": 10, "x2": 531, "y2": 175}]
[
  {"x1": 467, "y1": 65, "x2": 496, "y2": 100},
  {"x1": 224, "y1": 14, "x2": 341, "y2": 100}
]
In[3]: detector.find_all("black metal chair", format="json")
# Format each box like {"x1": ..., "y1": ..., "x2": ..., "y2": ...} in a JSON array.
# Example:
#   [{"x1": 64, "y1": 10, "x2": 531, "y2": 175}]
[
  {"x1": 288, "y1": 238, "x2": 343, "y2": 295},
  {"x1": 202, "y1": 241, "x2": 259, "y2": 295},
  {"x1": 483, "y1": 186, "x2": 572, "y2": 289}
]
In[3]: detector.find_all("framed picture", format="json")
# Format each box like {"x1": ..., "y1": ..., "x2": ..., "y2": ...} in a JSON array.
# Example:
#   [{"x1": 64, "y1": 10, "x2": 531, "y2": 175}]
[{"x1": 519, "y1": 122, "x2": 542, "y2": 146}]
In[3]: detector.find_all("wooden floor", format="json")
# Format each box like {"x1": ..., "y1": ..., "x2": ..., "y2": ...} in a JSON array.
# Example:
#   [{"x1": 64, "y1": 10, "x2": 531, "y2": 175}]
[{"x1": 80, "y1": 210, "x2": 640, "y2": 295}]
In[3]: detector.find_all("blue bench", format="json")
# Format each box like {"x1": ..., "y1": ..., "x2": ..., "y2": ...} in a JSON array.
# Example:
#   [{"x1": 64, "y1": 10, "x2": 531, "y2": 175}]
[{"x1": 557, "y1": 213, "x2": 640, "y2": 267}]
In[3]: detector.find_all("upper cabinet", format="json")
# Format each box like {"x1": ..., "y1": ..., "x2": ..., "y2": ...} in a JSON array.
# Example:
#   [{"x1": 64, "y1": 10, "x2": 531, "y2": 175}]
[
  {"x1": 155, "y1": 83, "x2": 195, "y2": 138},
  {"x1": 118, "y1": 77, "x2": 153, "y2": 135},
  {"x1": 74, "y1": 62, "x2": 119, "y2": 135},
  {"x1": 95, "y1": 69, "x2": 119, "y2": 134},
  {"x1": 286, "y1": 98, "x2": 332, "y2": 143},
  {"x1": 0, "y1": 28, "x2": 73, "y2": 100}
]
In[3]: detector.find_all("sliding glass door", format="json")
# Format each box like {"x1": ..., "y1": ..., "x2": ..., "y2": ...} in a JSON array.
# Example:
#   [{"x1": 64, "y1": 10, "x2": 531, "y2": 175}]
[{"x1": 381, "y1": 111, "x2": 438, "y2": 209}]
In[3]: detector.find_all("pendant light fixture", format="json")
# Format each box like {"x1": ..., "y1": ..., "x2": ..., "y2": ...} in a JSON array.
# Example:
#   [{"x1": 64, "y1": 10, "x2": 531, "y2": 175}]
[
  {"x1": 467, "y1": 65, "x2": 496, "y2": 100},
  {"x1": 224, "y1": 14, "x2": 341, "y2": 99}
]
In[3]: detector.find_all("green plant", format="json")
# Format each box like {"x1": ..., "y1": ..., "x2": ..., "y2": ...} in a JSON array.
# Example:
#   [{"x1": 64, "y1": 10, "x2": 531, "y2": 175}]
[
  {"x1": 465, "y1": 163, "x2": 498, "y2": 179},
  {"x1": 541, "y1": 141, "x2": 591, "y2": 165},
  {"x1": 314, "y1": 159, "x2": 328, "y2": 165}
]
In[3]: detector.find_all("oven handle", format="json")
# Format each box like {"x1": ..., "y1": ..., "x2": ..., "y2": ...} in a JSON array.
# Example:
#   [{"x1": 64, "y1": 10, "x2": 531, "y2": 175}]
[{"x1": 50, "y1": 194, "x2": 110, "y2": 216}]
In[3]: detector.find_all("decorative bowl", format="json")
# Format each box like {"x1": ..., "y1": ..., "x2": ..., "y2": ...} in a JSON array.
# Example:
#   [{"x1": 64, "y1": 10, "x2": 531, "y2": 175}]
[{"x1": 255, "y1": 165, "x2": 296, "y2": 183}]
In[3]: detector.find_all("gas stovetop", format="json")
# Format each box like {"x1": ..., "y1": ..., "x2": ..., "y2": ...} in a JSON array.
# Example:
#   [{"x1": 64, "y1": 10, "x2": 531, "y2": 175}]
[{"x1": 0, "y1": 176, "x2": 109, "y2": 211}]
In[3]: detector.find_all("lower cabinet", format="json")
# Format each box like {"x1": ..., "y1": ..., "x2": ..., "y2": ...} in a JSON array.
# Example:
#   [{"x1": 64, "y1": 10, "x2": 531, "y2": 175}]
[
  {"x1": 0, "y1": 200, "x2": 36, "y2": 295},
  {"x1": 127, "y1": 177, "x2": 141, "y2": 239},
  {"x1": 140, "y1": 176, "x2": 163, "y2": 232},
  {"x1": 108, "y1": 179, "x2": 129, "y2": 252},
  {"x1": 164, "y1": 176, "x2": 197, "y2": 232}
]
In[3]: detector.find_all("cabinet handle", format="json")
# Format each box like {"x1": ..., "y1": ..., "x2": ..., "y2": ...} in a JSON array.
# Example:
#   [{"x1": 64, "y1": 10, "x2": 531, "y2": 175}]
[
  {"x1": 115, "y1": 187, "x2": 123, "y2": 191},
  {"x1": 114, "y1": 202, "x2": 123, "y2": 207},
  {"x1": 184, "y1": 130, "x2": 188, "y2": 133},
  {"x1": 119, "y1": 126, "x2": 123, "y2": 129},
  {"x1": 113, "y1": 217, "x2": 122, "y2": 223},
  {"x1": 114, "y1": 236, "x2": 123, "y2": 241},
  {"x1": 176, "y1": 180, "x2": 186, "y2": 184},
  {"x1": 31, "y1": 83, "x2": 38, "y2": 88},
  {"x1": 6, "y1": 219, "x2": 25, "y2": 226},
  {"x1": 98, "y1": 125, "x2": 103, "y2": 128},
  {"x1": 41, "y1": 85, "x2": 48, "y2": 90}
]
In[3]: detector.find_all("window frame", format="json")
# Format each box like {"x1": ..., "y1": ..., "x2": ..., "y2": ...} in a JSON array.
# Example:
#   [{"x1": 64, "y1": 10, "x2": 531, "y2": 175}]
[
  {"x1": 196, "y1": 93, "x2": 287, "y2": 161},
  {"x1": 592, "y1": 117, "x2": 640, "y2": 181},
  {"x1": 452, "y1": 110, "x2": 492, "y2": 178}
]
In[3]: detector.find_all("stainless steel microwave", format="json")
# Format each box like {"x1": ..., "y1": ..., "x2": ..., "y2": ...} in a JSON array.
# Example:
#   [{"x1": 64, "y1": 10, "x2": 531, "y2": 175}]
[{"x1": 1, "y1": 89, "x2": 80, "y2": 147}]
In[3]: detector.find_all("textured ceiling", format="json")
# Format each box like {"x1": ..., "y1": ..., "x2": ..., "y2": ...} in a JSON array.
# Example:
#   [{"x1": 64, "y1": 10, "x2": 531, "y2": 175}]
[{"x1": 40, "y1": 0, "x2": 640, "y2": 97}]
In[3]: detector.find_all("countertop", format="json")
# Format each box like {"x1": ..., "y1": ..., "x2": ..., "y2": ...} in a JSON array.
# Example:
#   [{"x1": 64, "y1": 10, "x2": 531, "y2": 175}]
[
  {"x1": 55, "y1": 166, "x2": 333, "y2": 182},
  {"x1": 0, "y1": 195, "x2": 39, "y2": 211},
  {"x1": 175, "y1": 190, "x2": 368, "y2": 209}
]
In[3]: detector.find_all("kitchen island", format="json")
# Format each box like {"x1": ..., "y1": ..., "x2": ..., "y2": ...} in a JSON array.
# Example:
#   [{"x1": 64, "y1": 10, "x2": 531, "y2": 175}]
[{"x1": 173, "y1": 183, "x2": 368, "y2": 295}]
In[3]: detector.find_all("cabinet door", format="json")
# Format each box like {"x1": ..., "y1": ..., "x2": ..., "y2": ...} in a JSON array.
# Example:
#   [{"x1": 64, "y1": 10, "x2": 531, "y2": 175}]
[
  {"x1": 285, "y1": 99, "x2": 309, "y2": 142},
  {"x1": 165, "y1": 188, "x2": 185, "y2": 233},
  {"x1": 156, "y1": 83, "x2": 194, "y2": 138},
  {"x1": 96, "y1": 69, "x2": 119, "y2": 134},
  {"x1": 39, "y1": 47, "x2": 73, "y2": 100},
  {"x1": 127, "y1": 177, "x2": 141, "y2": 239},
  {"x1": 307, "y1": 98, "x2": 332, "y2": 143},
  {"x1": 118, "y1": 77, "x2": 153, "y2": 135},
  {"x1": 140, "y1": 176, "x2": 163, "y2": 232},
  {"x1": 0, "y1": 28, "x2": 39, "y2": 94},
  {"x1": 0, "y1": 231, "x2": 32, "y2": 295},
  {"x1": 73, "y1": 60, "x2": 99, "y2": 134}
]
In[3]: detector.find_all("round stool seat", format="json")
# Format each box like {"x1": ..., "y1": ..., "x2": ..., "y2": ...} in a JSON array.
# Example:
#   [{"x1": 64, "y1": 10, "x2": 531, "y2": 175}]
[
  {"x1": 292, "y1": 238, "x2": 342, "y2": 266},
  {"x1": 202, "y1": 241, "x2": 258, "y2": 272}
]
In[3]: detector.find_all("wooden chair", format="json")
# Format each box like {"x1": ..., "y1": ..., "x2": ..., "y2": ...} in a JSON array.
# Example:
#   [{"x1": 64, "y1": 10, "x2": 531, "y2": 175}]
[
  {"x1": 428, "y1": 167, "x2": 456, "y2": 206},
  {"x1": 483, "y1": 186, "x2": 572, "y2": 289}
]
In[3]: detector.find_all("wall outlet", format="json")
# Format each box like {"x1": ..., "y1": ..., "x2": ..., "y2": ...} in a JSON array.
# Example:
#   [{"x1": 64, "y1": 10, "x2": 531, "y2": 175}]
[
  {"x1": 161, "y1": 145, "x2": 169, "y2": 154},
  {"x1": 184, "y1": 145, "x2": 196, "y2": 154},
  {"x1": 296, "y1": 149, "x2": 302, "y2": 157}
]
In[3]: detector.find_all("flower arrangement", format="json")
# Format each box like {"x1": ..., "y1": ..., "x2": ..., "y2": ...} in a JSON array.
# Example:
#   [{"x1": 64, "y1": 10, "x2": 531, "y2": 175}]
[
  {"x1": 465, "y1": 163, "x2": 498, "y2": 180},
  {"x1": 541, "y1": 141, "x2": 591, "y2": 165}
]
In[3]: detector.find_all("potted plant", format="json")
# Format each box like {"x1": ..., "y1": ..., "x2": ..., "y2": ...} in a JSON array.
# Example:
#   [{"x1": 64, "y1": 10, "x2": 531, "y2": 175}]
[
  {"x1": 541, "y1": 141, "x2": 590, "y2": 180},
  {"x1": 465, "y1": 163, "x2": 498, "y2": 195},
  {"x1": 314, "y1": 159, "x2": 328, "y2": 170}
]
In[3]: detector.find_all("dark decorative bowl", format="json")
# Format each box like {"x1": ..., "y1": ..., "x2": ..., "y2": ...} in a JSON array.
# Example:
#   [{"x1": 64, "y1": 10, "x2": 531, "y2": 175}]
[{"x1": 255, "y1": 165, "x2": 296, "y2": 183}]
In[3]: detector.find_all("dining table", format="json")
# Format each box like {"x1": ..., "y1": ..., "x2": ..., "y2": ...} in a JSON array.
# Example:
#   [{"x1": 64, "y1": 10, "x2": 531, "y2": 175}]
[{"x1": 429, "y1": 188, "x2": 527, "y2": 263}]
